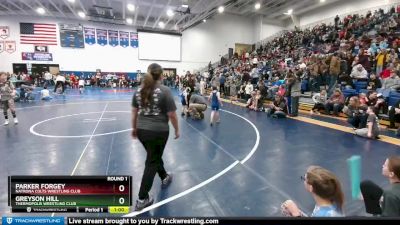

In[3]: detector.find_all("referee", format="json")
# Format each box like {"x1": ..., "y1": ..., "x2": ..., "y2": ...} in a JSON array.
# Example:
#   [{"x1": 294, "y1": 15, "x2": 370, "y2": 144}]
[{"x1": 132, "y1": 63, "x2": 179, "y2": 211}]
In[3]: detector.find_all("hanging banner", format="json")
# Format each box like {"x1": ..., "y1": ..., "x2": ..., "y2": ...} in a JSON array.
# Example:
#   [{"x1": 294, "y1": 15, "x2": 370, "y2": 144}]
[
  {"x1": 0, "y1": 41, "x2": 4, "y2": 53},
  {"x1": 130, "y1": 32, "x2": 138, "y2": 48},
  {"x1": 5, "y1": 40, "x2": 16, "y2": 53},
  {"x1": 119, "y1": 31, "x2": 129, "y2": 48},
  {"x1": 96, "y1": 29, "x2": 108, "y2": 46},
  {"x1": 84, "y1": 27, "x2": 96, "y2": 45},
  {"x1": 108, "y1": 30, "x2": 119, "y2": 47},
  {"x1": 22, "y1": 52, "x2": 53, "y2": 61},
  {"x1": 0, "y1": 26, "x2": 9, "y2": 39}
]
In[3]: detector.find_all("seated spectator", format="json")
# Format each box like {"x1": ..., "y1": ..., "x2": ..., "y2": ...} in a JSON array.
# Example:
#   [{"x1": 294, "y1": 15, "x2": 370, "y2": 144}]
[
  {"x1": 277, "y1": 84, "x2": 286, "y2": 97},
  {"x1": 388, "y1": 99, "x2": 400, "y2": 130},
  {"x1": 236, "y1": 83, "x2": 245, "y2": 100},
  {"x1": 281, "y1": 166, "x2": 344, "y2": 217},
  {"x1": 246, "y1": 91, "x2": 263, "y2": 111},
  {"x1": 267, "y1": 77, "x2": 283, "y2": 99},
  {"x1": 380, "y1": 66, "x2": 393, "y2": 80},
  {"x1": 20, "y1": 84, "x2": 35, "y2": 101},
  {"x1": 265, "y1": 95, "x2": 287, "y2": 118},
  {"x1": 360, "y1": 156, "x2": 400, "y2": 216},
  {"x1": 382, "y1": 71, "x2": 400, "y2": 91},
  {"x1": 40, "y1": 86, "x2": 52, "y2": 101},
  {"x1": 350, "y1": 64, "x2": 368, "y2": 81},
  {"x1": 245, "y1": 81, "x2": 253, "y2": 100},
  {"x1": 257, "y1": 79, "x2": 267, "y2": 98},
  {"x1": 119, "y1": 76, "x2": 128, "y2": 88},
  {"x1": 366, "y1": 91, "x2": 387, "y2": 115},
  {"x1": 359, "y1": 93, "x2": 368, "y2": 108},
  {"x1": 367, "y1": 73, "x2": 382, "y2": 90},
  {"x1": 338, "y1": 72, "x2": 354, "y2": 89},
  {"x1": 358, "y1": 50, "x2": 372, "y2": 72},
  {"x1": 354, "y1": 106, "x2": 380, "y2": 139},
  {"x1": 325, "y1": 90, "x2": 345, "y2": 116},
  {"x1": 343, "y1": 96, "x2": 368, "y2": 129},
  {"x1": 19, "y1": 85, "x2": 26, "y2": 102},
  {"x1": 310, "y1": 90, "x2": 328, "y2": 115}
]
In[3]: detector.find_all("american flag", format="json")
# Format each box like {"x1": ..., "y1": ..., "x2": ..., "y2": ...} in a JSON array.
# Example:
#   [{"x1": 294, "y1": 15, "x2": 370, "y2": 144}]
[{"x1": 20, "y1": 23, "x2": 57, "y2": 45}]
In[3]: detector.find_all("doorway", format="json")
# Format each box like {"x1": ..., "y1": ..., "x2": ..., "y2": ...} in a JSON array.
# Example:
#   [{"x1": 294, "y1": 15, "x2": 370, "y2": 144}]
[
  {"x1": 12, "y1": 64, "x2": 27, "y2": 74},
  {"x1": 31, "y1": 64, "x2": 59, "y2": 76}
]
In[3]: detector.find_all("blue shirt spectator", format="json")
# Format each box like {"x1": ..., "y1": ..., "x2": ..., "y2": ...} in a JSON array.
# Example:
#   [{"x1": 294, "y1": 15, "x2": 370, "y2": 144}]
[
  {"x1": 219, "y1": 75, "x2": 226, "y2": 85},
  {"x1": 311, "y1": 205, "x2": 343, "y2": 217}
]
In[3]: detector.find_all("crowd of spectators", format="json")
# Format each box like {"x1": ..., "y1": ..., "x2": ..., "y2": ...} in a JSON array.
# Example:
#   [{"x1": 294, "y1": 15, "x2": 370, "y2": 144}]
[
  {"x1": 176, "y1": 6, "x2": 400, "y2": 137},
  {"x1": 0, "y1": 71, "x2": 140, "y2": 99}
]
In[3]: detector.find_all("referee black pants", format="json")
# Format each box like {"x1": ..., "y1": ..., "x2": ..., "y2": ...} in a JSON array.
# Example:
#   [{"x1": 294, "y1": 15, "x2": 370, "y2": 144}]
[{"x1": 137, "y1": 129, "x2": 169, "y2": 200}]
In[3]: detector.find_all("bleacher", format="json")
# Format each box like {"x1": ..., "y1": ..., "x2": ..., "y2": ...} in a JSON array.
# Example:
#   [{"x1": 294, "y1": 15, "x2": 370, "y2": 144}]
[{"x1": 198, "y1": 4, "x2": 400, "y2": 130}]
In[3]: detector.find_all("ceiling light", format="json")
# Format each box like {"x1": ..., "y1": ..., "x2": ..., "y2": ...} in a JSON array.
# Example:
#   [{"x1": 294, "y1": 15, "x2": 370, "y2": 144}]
[
  {"x1": 158, "y1": 21, "x2": 165, "y2": 29},
  {"x1": 218, "y1": 6, "x2": 224, "y2": 13},
  {"x1": 36, "y1": 7, "x2": 45, "y2": 15},
  {"x1": 167, "y1": 9, "x2": 174, "y2": 17},
  {"x1": 203, "y1": 19, "x2": 206, "y2": 23},
  {"x1": 182, "y1": 4, "x2": 189, "y2": 8},
  {"x1": 320, "y1": 0, "x2": 326, "y2": 2},
  {"x1": 68, "y1": 0, "x2": 75, "y2": 3},
  {"x1": 78, "y1": 11, "x2": 85, "y2": 18},
  {"x1": 126, "y1": 18, "x2": 133, "y2": 24},
  {"x1": 284, "y1": 9, "x2": 293, "y2": 15},
  {"x1": 127, "y1": 3, "x2": 135, "y2": 12},
  {"x1": 255, "y1": 3, "x2": 261, "y2": 10}
]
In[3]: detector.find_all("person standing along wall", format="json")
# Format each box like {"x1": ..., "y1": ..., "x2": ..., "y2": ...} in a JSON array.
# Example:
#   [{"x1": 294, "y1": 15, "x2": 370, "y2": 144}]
[{"x1": 328, "y1": 53, "x2": 341, "y2": 97}]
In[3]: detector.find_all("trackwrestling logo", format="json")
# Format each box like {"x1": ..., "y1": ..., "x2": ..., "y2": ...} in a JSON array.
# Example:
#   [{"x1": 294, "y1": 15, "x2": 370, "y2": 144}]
[{"x1": 2, "y1": 217, "x2": 64, "y2": 225}]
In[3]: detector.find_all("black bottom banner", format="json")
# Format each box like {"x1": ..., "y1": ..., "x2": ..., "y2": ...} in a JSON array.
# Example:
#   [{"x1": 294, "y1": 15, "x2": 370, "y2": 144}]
[{"x1": 67, "y1": 217, "x2": 400, "y2": 225}]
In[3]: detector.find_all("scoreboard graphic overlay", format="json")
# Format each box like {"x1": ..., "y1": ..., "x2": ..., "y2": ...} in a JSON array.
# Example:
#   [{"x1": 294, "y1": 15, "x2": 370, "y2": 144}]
[
  {"x1": 59, "y1": 24, "x2": 84, "y2": 48},
  {"x1": 9, "y1": 176, "x2": 132, "y2": 213}
]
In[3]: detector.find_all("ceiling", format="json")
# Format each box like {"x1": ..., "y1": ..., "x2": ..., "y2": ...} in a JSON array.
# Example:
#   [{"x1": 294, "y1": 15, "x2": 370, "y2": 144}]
[{"x1": 0, "y1": 0, "x2": 342, "y2": 31}]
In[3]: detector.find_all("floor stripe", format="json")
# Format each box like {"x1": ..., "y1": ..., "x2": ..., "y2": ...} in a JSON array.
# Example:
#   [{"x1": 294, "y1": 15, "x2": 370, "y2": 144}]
[
  {"x1": 184, "y1": 111, "x2": 301, "y2": 210},
  {"x1": 220, "y1": 109, "x2": 260, "y2": 164},
  {"x1": 29, "y1": 111, "x2": 131, "y2": 138},
  {"x1": 292, "y1": 116, "x2": 400, "y2": 146},
  {"x1": 123, "y1": 161, "x2": 240, "y2": 217},
  {"x1": 50, "y1": 103, "x2": 110, "y2": 217},
  {"x1": 220, "y1": 97, "x2": 400, "y2": 146},
  {"x1": 71, "y1": 102, "x2": 109, "y2": 175},
  {"x1": 184, "y1": 122, "x2": 239, "y2": 161},
  {"x1": 16, "y1": 100, "x2": 130, "y2": 110}
]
